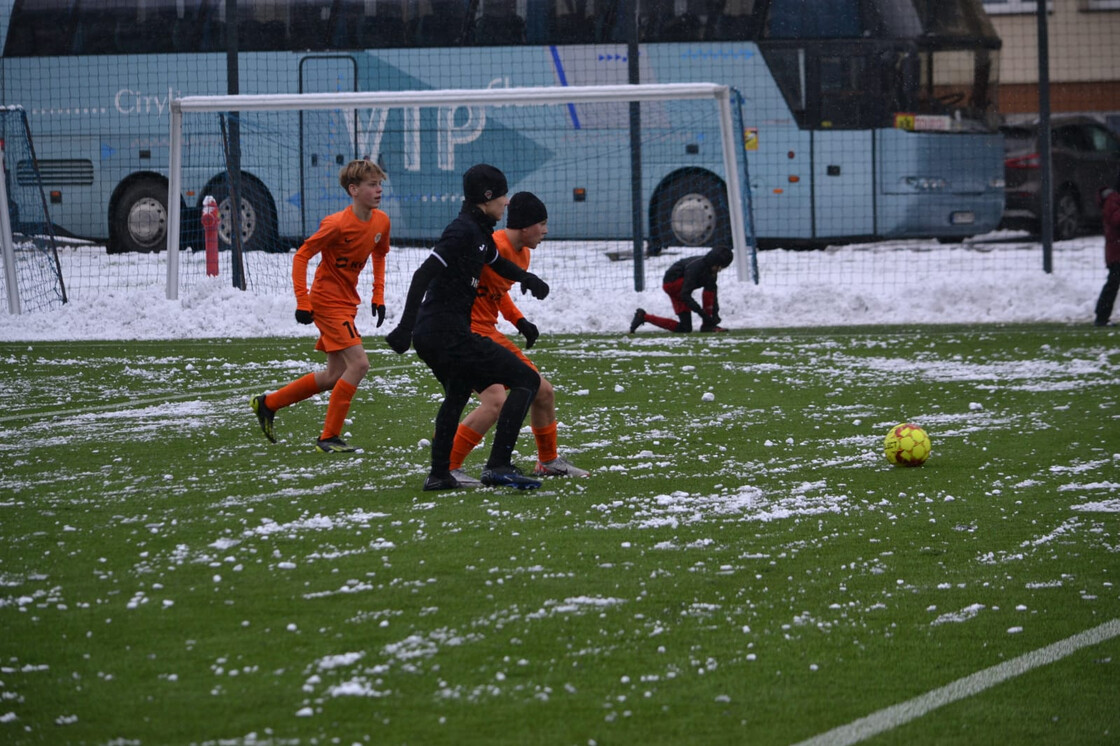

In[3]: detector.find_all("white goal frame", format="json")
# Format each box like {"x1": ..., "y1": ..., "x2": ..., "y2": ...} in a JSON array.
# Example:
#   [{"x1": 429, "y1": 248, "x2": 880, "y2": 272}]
[{"x1": 166, "y1": 83, "x2": 749, "y2": 300}]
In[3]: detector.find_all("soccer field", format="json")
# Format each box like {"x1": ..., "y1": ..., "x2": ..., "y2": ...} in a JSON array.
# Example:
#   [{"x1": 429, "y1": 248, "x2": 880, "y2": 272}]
[{"x1": 1, "y1": 325, "x2": 1118, "y2": 745}]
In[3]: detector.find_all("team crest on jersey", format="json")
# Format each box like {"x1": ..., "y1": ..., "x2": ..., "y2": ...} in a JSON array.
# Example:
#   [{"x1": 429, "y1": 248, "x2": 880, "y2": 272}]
[{"x1": 375, "y1": 232, "x2": 383, "y2": 242}]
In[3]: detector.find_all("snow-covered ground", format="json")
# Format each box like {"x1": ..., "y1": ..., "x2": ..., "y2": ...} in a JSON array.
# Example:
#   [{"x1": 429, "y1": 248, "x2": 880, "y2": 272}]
[{"x1": 1, "y1": 231, "x2": 1112, "y2": 341}]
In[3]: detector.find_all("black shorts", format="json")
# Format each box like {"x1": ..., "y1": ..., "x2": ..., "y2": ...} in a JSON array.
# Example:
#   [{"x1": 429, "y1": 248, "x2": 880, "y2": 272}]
[{"x1": 413, "y1": 331, "x2": 539, "y2": 394}]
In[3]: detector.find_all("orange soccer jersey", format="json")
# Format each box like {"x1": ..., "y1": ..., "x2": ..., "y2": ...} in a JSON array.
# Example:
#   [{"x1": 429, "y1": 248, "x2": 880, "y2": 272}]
[
  {"x1": 471, "y1": 230, "x2": 536, "y2": 368},
  {"x1": 472, "y1": 229, "x2": 529, "y2": 330},
  {"x1": 293, "y1": 205, "x2": 391, "y2": 314}
]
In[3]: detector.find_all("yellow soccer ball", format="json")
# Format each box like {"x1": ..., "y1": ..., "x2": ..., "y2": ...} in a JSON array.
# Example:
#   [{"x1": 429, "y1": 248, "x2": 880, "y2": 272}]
[{"x1": 884, "y1": 423, "x2": 931, "y2": 467}]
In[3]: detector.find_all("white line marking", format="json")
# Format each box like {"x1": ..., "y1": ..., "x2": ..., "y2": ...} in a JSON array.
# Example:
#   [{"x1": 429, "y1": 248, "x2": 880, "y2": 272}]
[{"x1": 793, "y1": 618, "x2": 1120, "y2": 746}]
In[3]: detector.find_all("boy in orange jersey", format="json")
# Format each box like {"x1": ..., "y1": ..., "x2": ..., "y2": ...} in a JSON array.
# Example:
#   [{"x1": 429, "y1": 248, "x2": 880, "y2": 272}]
[
  {"x1": 250, "y1": 159, "x2": 390, "y2": 452},
  {"x1": 448, "y1": 192, "x2": 588, "y2": 483}
]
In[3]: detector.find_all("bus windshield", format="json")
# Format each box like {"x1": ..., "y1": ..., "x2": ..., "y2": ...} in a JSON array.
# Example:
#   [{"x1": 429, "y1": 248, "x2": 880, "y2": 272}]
[{"x1": 756, "y1": 0, "x2": 1001, "y2": 131}]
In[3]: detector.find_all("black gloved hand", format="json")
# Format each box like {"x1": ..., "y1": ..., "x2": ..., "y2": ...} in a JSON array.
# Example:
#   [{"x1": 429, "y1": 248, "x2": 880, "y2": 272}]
[
  {"x1": 711, "y1": 312, "x2": 721, "y2": 326},
  {"x1": 698, "y1": 312, "x2": 714, "y2": 329},
  {"x1": 295, "y1": 309, "x2": 314, "y2": 325},
  {"x1": 519, "y1": 273, "x2": 550, "y2": 300},
  {"x1": 385, "y1": 325, "x2": 411, "y2": 354},
  {"x1": 515, "y1": 318, "x2": 539, "y2": 349},
  {"x1": 372, "y1": 303, "x2": 386, "y2": 328}
]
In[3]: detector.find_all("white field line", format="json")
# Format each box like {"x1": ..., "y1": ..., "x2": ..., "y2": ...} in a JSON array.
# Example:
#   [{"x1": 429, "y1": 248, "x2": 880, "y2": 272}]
[
  {"x1": 0, "y1": 363, "x2": 413, "y2": 424},
  {"x1": 793, "y1": 617, "x2": 1120, "y2": 746}
]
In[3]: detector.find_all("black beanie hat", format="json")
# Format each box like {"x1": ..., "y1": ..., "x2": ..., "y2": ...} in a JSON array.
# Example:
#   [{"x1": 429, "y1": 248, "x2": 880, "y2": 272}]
[
  {"x1": 506, "y1": 192, "x2": 548, "y2": 229},
  {"x1": 707, "y1": 245, "x2": 734, "y2": 268},
  {"x1": 463, "y1": 163, "x2": 508, "y2": 204}
]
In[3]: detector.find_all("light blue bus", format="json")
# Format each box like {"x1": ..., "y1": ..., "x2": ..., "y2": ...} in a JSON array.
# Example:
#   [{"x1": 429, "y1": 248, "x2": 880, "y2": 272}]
[{"x1": 0, "y1": 0, "x2": 1005, "y2": 253}]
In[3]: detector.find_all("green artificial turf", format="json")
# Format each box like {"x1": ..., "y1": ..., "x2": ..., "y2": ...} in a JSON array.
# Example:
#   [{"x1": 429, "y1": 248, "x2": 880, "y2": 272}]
[{"x1": 1, "y1": 324, "x2": 1117, "y2": 745}]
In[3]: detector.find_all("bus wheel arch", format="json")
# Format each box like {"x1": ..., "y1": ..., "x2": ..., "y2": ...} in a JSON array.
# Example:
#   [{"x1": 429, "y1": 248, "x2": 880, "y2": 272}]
[
  {"x1": 109, "y1": 175, "x2": 173, "y2": 254},
  {"x1": 649, "y1": 169, "x2": 731, "y2": 251},
  {"x1": 203, "y1": 173, "x2": 280, "y2": 253}
]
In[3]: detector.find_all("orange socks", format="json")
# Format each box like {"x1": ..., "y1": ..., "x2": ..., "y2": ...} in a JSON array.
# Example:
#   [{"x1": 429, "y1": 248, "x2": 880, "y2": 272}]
[
  {"x1": 320, "y1": 379, "x2": 357, "y2": 441},
  {"x1": 449, "y1": 424, "x2": 484, "y2": 471},
  {"x1": 449, "y1": 421, "x2": 558, "y2": 467},
  {"x1": 265, "y1": 373, "x2": 321, "y2": 411},
  {"x1": 532, "y1": 421, "x2": 558, "y2": 464}
]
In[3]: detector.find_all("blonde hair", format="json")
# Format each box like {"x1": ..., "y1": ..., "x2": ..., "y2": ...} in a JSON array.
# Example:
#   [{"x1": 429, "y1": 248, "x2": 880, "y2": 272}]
[{"x1": 339, "y1": 159, "x2": 388, "y2": 191}]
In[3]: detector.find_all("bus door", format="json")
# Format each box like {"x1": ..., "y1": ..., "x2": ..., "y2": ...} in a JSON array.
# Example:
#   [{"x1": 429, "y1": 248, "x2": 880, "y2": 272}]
[
  {"x1": 812, "y1": 130, "x2": 874, "y2": 238},
  {"x1": 299, "y1": 55, "x2": 358, "y2": 238}
]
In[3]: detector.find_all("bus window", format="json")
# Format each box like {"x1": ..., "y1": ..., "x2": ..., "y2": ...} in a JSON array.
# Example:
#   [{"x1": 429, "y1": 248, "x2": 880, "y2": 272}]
[
  {"x1": 288, "y1": 0, "x2": 337, "y2": 50},
  {"x1": 472, "y1": 0, "x2": 526, "y2": 45},
  {"x1": 876, "y1": 0, "x2": 923, "y2": 38},
  {"x1": 194, "y1": 2, "x2": 228, "y2": 53},
  {"x1": 5, "y1": 0, "x2": 75, "y2": 57},
  {"x1": 764, "y1": 47, "x2": 806, "y2": 120},
  {"x1": 764, "y1": 0, "x2": 861, "y2": 39},
  {"x1": 819, "y1": 54, "x2": 870, "y2": 128},
  {"x1": 709, "y1": 0, "x2": 757, "y2": 41},
  {"x1": 637, "y1": 0, "x2": 710, "y2": 43},
  {"x1": 349, "y1": 0, "x2": 412, "y2": 49},
  {"x1": 410, "y1": 0, "x2": 470, "y2": 46}
]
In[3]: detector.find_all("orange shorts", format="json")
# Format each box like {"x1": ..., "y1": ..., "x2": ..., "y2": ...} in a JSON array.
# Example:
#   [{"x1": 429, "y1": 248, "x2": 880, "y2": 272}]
[
  {"x1": 313, "y1": 306, "x2": 363, "y2": 353},
  {"x1": 477, "y1": 328, "x2": 538, "y2": 373}
]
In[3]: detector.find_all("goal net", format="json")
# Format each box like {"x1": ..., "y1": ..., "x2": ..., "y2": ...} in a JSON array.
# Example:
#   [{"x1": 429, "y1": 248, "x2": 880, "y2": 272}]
[
  {"x1": 166, "y1": 84, "x2": 755, "y2": 300},
  {"x1": 0, "y1": 106, "x2": 67, "y2": 314}
]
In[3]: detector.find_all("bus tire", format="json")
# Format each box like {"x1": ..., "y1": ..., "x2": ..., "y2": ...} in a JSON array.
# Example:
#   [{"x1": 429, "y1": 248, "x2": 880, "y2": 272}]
[
  {"x1": 650, "y1": 171, "x2": 731, "y2": 251},
  {"x1": 109, "y1": 178, "x2": 168, "y2": 254},
  {"x1": 208, "y1": 177, "x2": 279, "y2": 253}
]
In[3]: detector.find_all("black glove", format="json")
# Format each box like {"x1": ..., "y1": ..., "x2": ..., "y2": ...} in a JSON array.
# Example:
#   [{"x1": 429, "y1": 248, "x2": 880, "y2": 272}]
[
  {"x1": 515, "y1": 318, "x2": 539, "y2": 349},
  {"x1": 698, "y1": 312, "x2": 714, "y2": 329},
  {"x1": 519, "y1": 273, "x2": 550, "y2": 300},
  {"x1": 372, "y1": 303, "x2": 386, "y2": 328},
  {"x1": 385, "y1": 325, "x2": 411, "y2": 354},
  {"x1": 295, "y1": 309, "x2": 314, "y2": 325},
  {"x1": 711, "y1": 312, "x2": 721, "y2": 326}
]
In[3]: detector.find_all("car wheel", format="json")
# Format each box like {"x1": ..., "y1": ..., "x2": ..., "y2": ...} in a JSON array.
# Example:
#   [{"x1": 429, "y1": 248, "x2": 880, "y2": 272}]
[{"x1": 1053, "y1": 189, "x2": 1081, "y2": 241}]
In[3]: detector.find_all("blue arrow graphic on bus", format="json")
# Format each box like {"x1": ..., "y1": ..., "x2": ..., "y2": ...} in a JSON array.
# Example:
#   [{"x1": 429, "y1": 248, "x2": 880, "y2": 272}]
[{"x1": 101, "y1": 143, "x2": 115, "y2": 160}]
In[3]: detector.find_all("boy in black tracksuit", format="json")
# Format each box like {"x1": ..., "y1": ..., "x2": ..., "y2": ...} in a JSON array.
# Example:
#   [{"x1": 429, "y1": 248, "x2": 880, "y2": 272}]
[
  {"x1": 630, "y1": 245, "x2": 733, "y2": 333},
  {"x1": 386, "y1": 164, "x2": 550, "y2": 491}
]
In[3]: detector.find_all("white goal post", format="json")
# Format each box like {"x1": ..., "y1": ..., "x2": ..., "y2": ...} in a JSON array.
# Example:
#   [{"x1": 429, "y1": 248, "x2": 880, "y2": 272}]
[{"x1": 166, "y1": 83, "x2": 750, "y2": 300}]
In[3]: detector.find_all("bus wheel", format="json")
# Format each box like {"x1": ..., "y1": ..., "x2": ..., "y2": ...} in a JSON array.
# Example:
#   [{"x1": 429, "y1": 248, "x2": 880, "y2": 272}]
[
  {"x1": 210, "y1": 178, "x2": 278, "y2": 253},
  {"x1": 650, "y1": 172, "x2": 730, "y2": 249},
  {"x1": 110, "y1": 179, "x2": 168, "y2": 253}
]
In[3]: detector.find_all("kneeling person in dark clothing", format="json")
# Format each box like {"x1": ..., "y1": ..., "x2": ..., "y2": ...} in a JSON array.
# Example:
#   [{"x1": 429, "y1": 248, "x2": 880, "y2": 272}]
[
  {"x1": 630, "y1": 245, "x2": 733, "y2": 334},
  {"x1": 385, "y1": 164, "x2": 551, "y2": 491}
]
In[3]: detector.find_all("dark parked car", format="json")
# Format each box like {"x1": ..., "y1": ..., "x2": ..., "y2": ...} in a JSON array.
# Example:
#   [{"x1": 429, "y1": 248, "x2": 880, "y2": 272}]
[{"x1": 1000, "y1": 115, "x2": 1120, "y2": 240}]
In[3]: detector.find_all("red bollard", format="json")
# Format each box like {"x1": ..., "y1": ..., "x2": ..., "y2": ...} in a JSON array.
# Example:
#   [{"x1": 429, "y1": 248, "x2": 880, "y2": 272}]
[{"x1": 201, "y1": 195, "x2": 219, "y2": 277}]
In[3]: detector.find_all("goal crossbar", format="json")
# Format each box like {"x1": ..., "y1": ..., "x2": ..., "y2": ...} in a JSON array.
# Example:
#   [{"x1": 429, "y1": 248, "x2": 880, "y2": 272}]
[
  {"x1": 171, "y1": 83, "x2": 732, "y2": 114},
  {"x1": 165, "y1": 83, "x2": 749, "y2": 298}
]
